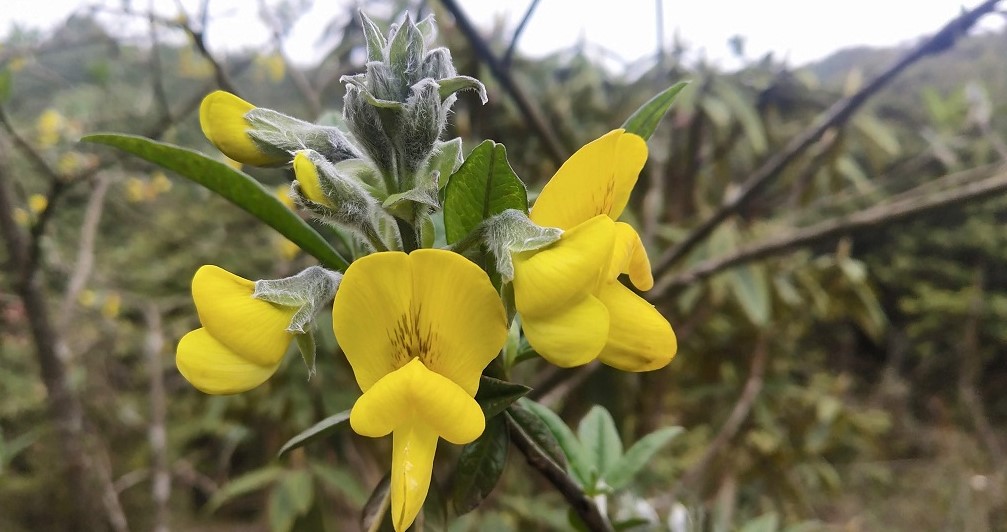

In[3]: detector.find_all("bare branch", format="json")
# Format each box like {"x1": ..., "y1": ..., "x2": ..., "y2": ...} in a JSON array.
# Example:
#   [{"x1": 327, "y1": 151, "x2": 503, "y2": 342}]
[
  {"x1": 670, "y1": 336, "x2": 768, "y2": 498},
  {"x1": 58, "y1": 174, "x2": 111, "y2": 331},
  {"x1": 502, "y1": 0, "x2": 540, "y2": 69},
  {"x1": 506, "y1": 415, "x2": 614, "y2": 532},
  {"x1": 650, "y1": 165, "x2": 1007, "y2": 298},
  {"x1": 652, "y1": 0, "x2": 1004, "y2": 274},
  {"x1": 438, "y1": 0, "x2": 569, "y2": 166}
]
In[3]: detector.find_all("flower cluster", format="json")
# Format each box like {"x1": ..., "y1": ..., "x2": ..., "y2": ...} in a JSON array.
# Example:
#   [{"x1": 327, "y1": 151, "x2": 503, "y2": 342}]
[{"x1": 177, "y1": 12, "x2": 677, "y2": 532}]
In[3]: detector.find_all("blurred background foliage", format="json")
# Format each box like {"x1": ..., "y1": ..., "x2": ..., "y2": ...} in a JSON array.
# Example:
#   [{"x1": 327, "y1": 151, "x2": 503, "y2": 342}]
[{"x1": 1, "y1": 1, "x2": 1006, "y2": 530}]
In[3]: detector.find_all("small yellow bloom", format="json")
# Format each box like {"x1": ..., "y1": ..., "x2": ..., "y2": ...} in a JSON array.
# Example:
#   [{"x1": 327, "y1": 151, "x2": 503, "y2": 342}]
[
  {"x1": 273, "y1": 184, "x2": 296, "y2": 210},
  {"x1": 36, "y1": 109, "x2": 64, "y2": 148},
  {"x1": 292, "y1": 151, "x2": 332, "y2": 207},
  {"x1": 176, "y1": 265, "x2": 297, "y2": 394},
  {"x1": 126, "y1": 177, "x2": 148, "y2": 203},
  {"x1": 13, "y1": 208, "x2": 29, "y2": 226},
  {"x1": 101, "y1": 292, "x2": 121, "y2": 319},
  {"x1": 519, "y1": 129, "x2": 677, "y2": 371},
  {"x1": 151, "y1": 172, "x2": 172, "y2": 194},
  {"x1": 200, "y1": 91, "x2": 287, "y2": 167},
  {"x1": 28, "y1": 194, "x2": 47, "y2": 214},
  {"x1": 332, "y1": 249, "x2": 507, "y2": 532}
]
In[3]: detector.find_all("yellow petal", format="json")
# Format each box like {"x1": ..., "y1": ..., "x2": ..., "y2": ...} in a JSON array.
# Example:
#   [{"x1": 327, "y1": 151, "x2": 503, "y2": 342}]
[
  {"x1": 530, "y1": 129, "x2": 648, "y2": 229},
  {"x1": 513, "y1": 214, "x2": 615, "y2": 318},
  {"x1": 292, "y1": 151, "x2": 332, "y2": 207},
  {"x1": 521, "y1": 296, "x2": 609, "y2": 367},
  {"x1": 333, "y1": 250, "x2": 506, "y2": 396},
  {"x1": 332, "y1": 252, "x2": 414, "y2": 391},
  {"x1": 350, "y1": 358, "x2": 485, "y2": 444},
  {"x1": 609, "y1": 221, "x2": 654, "y2": 291},
  {"x1": 199, "y1": 91, "x2": 283, "y2": 167},
  {"x1": 176, "y1": 328, "x2": 280, "y2": 394},
  {"x1": 192, "y1": 265, "x2": 295, "y2": 367},
  {"x1": 596, "y1": 282, "x2": 677, "y2": 372},
  {"x1": 390, "y1": 421, "x2": 438, "y2": 532},
  {"x1": 409, "y1": 249, "x2": 507, "y2": 396}
]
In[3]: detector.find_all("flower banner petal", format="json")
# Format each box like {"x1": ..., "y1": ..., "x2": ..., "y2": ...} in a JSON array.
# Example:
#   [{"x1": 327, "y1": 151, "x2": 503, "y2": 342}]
[
  {"x1": 530, "y1": 129, "x2": 647, "y2": 229},
  {"x1": 409, "y1": 249, "x2": 507, "y2": 396},
  {"x1": 192, "y1": 265, "x2": 295, "y2": 367},
  {"x1": 332, "y1": 252, "x2": 413, "y2": 391},
  {"x1": 176, "y1": 328, "x2": 280, "y2": 394},
  {"x1": 596, "y1": 282, "x2": 677, "y2": 372}
]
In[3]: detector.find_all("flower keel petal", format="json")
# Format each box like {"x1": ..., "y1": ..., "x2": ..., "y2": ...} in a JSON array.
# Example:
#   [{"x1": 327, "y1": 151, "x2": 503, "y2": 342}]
[
  {"x1": 192, "y1": 265, "x2": 295, "y2": 367},
  {"x1": 596, "y1": 282, "x2": 677, "y2": 372},
  {"x1": 176, "y1": 328, "x2": 280, "y2": 394}
]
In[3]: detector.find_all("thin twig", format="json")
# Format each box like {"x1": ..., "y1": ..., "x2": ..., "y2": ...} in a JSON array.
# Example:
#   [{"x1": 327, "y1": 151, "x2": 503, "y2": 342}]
[
  {"x1": 0, "y1": 144, "x2": 99, "y2": 530},
  {"x1": 58, "y1": 174, "x2": 111, "y2": 331},
  {"x1": 651, "y1": 0, "x2": 1003, "y2": 274},
  {"x1": 506, "y1": 415, "x2": 614, "y2": 532},
  {"x1": 502, "y1": 0, "x2": 540, "y2": 69},
  {"x1": 650, "y1": 166, "x2": 1007, "y2": 298},
  {"x1": 438, "y1": 0, "x2": 568, "y2": 166},
  {"x1": 670, "y1": 336, "x2": 768, "y2": 498},
  {"x1": 144, "y1": 304, "x2": 171, "y2": 532}
]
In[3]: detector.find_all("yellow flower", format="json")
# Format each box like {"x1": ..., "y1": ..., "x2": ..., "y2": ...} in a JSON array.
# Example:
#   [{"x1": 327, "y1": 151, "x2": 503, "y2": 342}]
[
  {"x1": 176, "y1": 265, "x2": 297, "y2": 394},
  {"x1": 101, "y1": 292, "x2": 121, "y2": 319},
  {"x1": 292, "y1": 151, "x2": 332, "y2": 207},
  {"x1": 519, "y1": 129, "x2": 677, "y2": 372},
  {"x1": 199, "y1": 91, "x2": 287, "y2": 167},
  {"x1": 332, "y1": 249, "x2": 507, "y2": 532},
  {"x1": 28, "y1": 194, "x2": 47, "y2": 214}
]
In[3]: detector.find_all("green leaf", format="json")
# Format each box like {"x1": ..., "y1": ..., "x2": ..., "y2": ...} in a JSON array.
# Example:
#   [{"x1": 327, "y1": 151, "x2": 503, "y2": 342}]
[
  {"x1": 310, "y1": 463, "x2": 367, "y2": 506},
  {"x1": 204, "y1": 466, "x2": 285, "y2": 515},
  {"x1": 728, "y1": 263, "x2": 771, "y2": 326},
  {"x1": 604, "y1": 426, "x2": 683, "y2": 491},
  {"x1": 443, "y1": 140, "x2": 528, "y2": 244},
  {"x1": 713, "y1": 80, "x2": 768, "y2": 154},
  {"x1": 517, "y1": 398, "x2": 592, "y2": 487},
  {"x1": 451, "y1": 415, "x2": 509, "y2": 515},
  {"x1": 269, "y1": 470, "x2": 315, "y2": 532},
  {"x1": 81, "y1": 134, "x2": 349, "y2": 270},
  {"x1": 277, "y1": 410, "x2": 351, "y2": 458},
  {"x1": 475, "y1": 376, "x2": 531, "y2": 420},
  {"x1": 505, "y1": 404, "x2": 567, "y2": 470},
  {"x1": 621, "y1": 81, "x2": 689, "y2": 141},
  {"x1": 739, "y1": 512, "x2": 780, "y2": 532},
  {"x1": 576, "y1": 406, "x2": 623, "y2": 487}
]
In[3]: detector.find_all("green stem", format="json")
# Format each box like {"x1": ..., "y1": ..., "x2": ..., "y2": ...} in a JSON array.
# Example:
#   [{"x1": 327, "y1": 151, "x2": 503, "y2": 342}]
[{"x1": 397, "y1": 217, "x2": 418, "y2": 252}]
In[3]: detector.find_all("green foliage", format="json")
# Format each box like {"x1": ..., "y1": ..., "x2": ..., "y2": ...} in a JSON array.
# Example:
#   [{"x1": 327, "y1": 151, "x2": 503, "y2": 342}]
[
  {"x1": 82, "y1": 133, "x2": 350, "y2": 270},
  {"x1": 277, "y1": 410, "x2": 351, "y2": 458},
  {"x1": 621, "y1": 81, "x2": 689, "y2": 140},
  {"x1": 443, "y1": 140, "x2": 528, "y2": 244}
]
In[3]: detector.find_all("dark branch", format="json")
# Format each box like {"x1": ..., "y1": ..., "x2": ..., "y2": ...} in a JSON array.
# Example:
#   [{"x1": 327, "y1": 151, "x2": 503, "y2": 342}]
[{"x1": 652, "y1": 0, "x2": 1003, "y2": 274}]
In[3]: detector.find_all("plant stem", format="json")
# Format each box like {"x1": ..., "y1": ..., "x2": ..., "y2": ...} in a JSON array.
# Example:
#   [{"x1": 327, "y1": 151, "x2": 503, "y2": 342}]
[{"x1": 505, "y1": 415, "x2": 614, "y2": 532}]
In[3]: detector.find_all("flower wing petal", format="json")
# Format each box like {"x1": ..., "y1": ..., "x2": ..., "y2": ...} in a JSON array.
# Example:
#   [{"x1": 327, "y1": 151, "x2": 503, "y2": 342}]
[
  {"x1": 610, "y1": 222, "x2": 654, "y2": 291},
  {"x1": 409, "y1": 249, "x2": 507, "y2": 396},
  {"x1": 199, "y1": 91, "x2": 279, "y2": 167},
  {"x1": 530, "y1": 129, "x2": 647, "y2": 229},
  {"x1": 176, "y1": 328, "x2": 280, "y2": 394},
  {"x1": 596, "y1": 282, "x2": 677, "y2": 372},
  {"x1": 513, "y1": 214, "x2": 615, "y2": 317},
  {"x1": 332, "y1": 252, "x2": 413, "y2": 391},
  {"x1": 192, "y1": 265, "x2": 294, "y2": 367}
]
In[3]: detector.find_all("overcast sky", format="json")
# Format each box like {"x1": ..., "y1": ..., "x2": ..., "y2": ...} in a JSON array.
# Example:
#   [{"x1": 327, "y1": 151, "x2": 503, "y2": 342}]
[{"x1": 2, "y1": 1, "x2": 1001, "y2": 71}]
